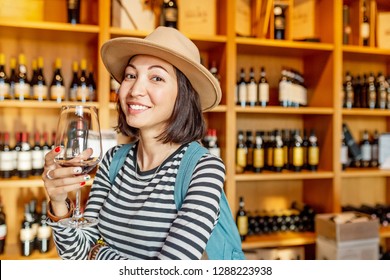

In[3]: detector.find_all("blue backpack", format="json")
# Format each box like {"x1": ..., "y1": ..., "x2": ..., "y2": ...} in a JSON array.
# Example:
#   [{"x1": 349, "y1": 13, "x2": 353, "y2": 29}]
[{"x1": 108, "y1": 141, "x2": 246, "y2": 260}]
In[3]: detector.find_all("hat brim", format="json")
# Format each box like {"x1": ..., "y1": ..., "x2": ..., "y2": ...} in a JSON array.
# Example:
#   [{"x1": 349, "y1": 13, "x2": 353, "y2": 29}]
[{"x1": 101, "y1": 37, "x2": 221, "y2": 112}]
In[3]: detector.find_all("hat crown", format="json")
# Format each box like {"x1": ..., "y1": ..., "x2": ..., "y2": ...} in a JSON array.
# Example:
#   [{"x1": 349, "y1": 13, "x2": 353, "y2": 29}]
[{"x1": 145, "y1": 27, "x2": 201, "y2": 64}]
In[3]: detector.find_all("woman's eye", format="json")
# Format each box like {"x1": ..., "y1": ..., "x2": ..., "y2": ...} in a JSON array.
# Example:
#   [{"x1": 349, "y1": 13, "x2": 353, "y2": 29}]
[
  {"x1": 152, "y1": 76, "x2": 164, "y2": 82},
  {"x1": 124, "y1": 73, "x2": 136, "y2": 80}
]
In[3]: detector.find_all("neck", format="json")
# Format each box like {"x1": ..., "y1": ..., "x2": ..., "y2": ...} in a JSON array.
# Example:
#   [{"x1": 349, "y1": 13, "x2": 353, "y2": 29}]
[{"x1": 136, "y1": 138, "x2": 180, "y2": 171}]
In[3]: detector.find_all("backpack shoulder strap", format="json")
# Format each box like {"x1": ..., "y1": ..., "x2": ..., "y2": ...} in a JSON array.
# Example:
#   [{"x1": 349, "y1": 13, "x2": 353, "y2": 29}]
[
  {"x1": 109, "y1": 143, "x2": 133, "y2": 184},
  {"x1": 174, "y1": 141, "x2": 208, "y2": 210}
]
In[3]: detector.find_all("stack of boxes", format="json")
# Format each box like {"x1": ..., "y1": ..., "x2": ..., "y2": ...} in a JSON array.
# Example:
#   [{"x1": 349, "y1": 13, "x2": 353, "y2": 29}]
[{"x1": 315, "y1": 212, "x2": 380, "y2": 260}]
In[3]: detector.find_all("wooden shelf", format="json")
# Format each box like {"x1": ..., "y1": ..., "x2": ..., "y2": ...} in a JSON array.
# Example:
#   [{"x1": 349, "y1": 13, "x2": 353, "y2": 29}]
[
  {"x1": 236, "y1": 171, "x2": 334, "y2": 182},
  {"x1": 343, "y1": 45, "x2": 390, "y2": 61},
  {"x1": 0, "y1": 100, "x2": 100, "y2": 109},
  {"x1": 0, "y1": 244, "x2": 59, "y2": 260},
  {"x1": 341, "y1": 168, "x2": 390, "y2": 178},
  {"x1": 236, "y1": 106, "x2": 334, "y2": 115},
  {"x1": 342, "y1": 108, "x2": 390, "y2": 117},
  {"x1": 242, "y1": 232, "x2": 316, "y2": 250}
]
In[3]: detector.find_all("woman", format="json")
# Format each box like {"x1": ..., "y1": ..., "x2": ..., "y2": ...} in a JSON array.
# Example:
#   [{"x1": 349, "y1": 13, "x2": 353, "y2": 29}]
[{"x1": 42, "y1": 27, "x2": 225, "y2": 260}]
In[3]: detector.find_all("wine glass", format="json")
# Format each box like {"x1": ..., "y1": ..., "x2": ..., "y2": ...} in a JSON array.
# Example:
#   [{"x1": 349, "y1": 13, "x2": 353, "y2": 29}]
[{"x1": 54, "y1": 105, "x2": 102, "y2": 228}]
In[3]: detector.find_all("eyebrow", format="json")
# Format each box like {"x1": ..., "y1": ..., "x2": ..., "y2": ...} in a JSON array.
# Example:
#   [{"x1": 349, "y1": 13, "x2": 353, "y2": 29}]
[{"x1": 127, "y1": 63, "x2": 169, "y2": 74}]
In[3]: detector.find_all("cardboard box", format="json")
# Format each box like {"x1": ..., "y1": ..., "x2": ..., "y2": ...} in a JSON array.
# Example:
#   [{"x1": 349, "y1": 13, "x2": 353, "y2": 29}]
[
  {"x1": 0, "y1": 0, "x2": 44, "y2": 21},
  {"x1": 178, "y1": 0, "x2": 216, "y2": 36},
  {"x1": 111, "y1": 0, "x2": 156, "y2": 31},
  {"x1": 244, "y1": 246, "x2": 305, "y2": 260},
  {"x1": 316, "y1": 236, "x2": 379, "y2": 260},
  {"x1": 292, "y1": 0, "x2": 316, "y2": 40},
  {"x1": 377, "y1": 12, "x2": 390, "y2": 49},
  {"x1": 315, "y1": 212, "x2": 379, "y2": 242}
]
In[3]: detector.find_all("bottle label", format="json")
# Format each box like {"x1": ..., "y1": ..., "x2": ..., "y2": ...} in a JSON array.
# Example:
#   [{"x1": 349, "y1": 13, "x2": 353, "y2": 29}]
[
  {"x1": 20, "y1": 228, "x2": 34, "y2": 242},
  {"x1": 279, "y1": 81, "x2": 289, "y2": 103},
  {"x1": 31, "y1": 150, "x2": 44, "y2": 169},
  {"x1": 308, "y1": 146, "x2": 319, "y2": 165},
  {"x1": 77, "y1": 85, "x2": 90, "y2": 102},
  {"x1": 33, "y1": 85, "x2": 48, "y2": 101},
  {"x1": 0, "y1": 151, "x2": 14, "y2": 171},
  {"x1": 51, "y1": 85, "x2": 66, "y2": 101},
  {"x1": 258, "y1": 83, "x2": 269, "y2": 102},
  {"x1": 236, "y1": 148, "x2": 247, "y2": 168},
  {"x1": 164, "y1": 7, "x2": 178, "y2": 22},
  {"x1": 37, "y1": 226, "x2": 52, "y2": 239},
  {"x1": 267, "y1": 147, "x2": 274, "y2": 166},
  {"x1": 0, "y1": 224, "x2": 6, "y2": 238},
  {"x1": 14, "y1": 82, "x2": 30, "y2": 99},
  {"x1": 237, "y1": 216, "x2": 248, "y2": 235},
  {"x1": 253, "y1": 149, "x2": 264, "y2": 168},
  {"x1": 361, "y1": 144, "x2": 371, "y2": 161},
  {"x1": 0, "y1": 82, "x2": 10, "y2": 99},
  {"x1": 273, "y1": 148, "x2": 284, "y2": 167},
  {"x1": 361, "y1": 22, "x2": 370, "y2": 39},
  {"x1": 238, "y1": 84, "x2": 247, "y2": 104},
  {"x1": 341, "y1": 146, "x2": 348, "y2": 164},
  {"x1": 208, "y1": 147, "x2": 221, "y2": 158},
  {"x1": 247, "y1": 83, "x2": 257, "y2": 104},
  {"x1": 293, "y1": 147, "x2": 304, "y2": 167},
  {"x1": 275, "y1": 16, "x2": 285, "y2": 30},
  {"x1": 69, "y1": 86, "x2": 78, "y2": 101},
  {"x1": 17, "y1": 151, "x2": 32, "y2": 171}
]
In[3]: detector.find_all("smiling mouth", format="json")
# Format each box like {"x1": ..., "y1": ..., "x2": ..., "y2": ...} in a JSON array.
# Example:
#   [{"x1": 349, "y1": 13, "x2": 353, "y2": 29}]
[{"x1": 129, "y1": 104, "x2": 149, "y2": 110}]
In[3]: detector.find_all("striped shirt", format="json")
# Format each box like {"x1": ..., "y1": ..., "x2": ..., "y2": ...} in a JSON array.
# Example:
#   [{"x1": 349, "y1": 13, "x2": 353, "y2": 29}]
[{"x1": 49, "y1": 142, "x2": 226, "y2": 260}]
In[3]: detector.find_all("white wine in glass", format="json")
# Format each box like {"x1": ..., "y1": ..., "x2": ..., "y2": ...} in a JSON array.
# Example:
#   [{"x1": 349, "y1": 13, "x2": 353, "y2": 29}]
[{"x1": 54, "y1": 105, "x2": 102, "y2": 228}]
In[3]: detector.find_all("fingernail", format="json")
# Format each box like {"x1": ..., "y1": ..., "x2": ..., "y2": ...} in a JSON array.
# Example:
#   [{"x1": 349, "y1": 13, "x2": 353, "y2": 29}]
[
  {"x1": 80, "y1": 182, "x2": 86, "y2": 186},
  {"x1": 84, "y1": 175, "x2": 91, "y2": 181},
  {"x1": 54, "y1": 146, "x2": 61, "y2": 153},
  {"x1": 73, "y1": 167, "x2": 82, "y2": 174}
]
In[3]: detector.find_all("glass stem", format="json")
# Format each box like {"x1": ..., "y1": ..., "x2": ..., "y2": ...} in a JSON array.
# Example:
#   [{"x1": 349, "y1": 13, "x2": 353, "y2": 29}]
[{"x1": 72, "y1": 189, "x2": 82, "y2": 219}]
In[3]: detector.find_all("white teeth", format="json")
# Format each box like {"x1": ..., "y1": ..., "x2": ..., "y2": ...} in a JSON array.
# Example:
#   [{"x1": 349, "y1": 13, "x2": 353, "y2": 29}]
[{"x1": 129, "y1": 104, "x2": 148, "y2": 110}]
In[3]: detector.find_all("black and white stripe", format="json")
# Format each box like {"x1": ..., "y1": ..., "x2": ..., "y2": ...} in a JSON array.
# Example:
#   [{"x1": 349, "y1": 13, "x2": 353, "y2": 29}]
[{"x1": 49, "y1": 142, "x2": 225, "y2": 260}]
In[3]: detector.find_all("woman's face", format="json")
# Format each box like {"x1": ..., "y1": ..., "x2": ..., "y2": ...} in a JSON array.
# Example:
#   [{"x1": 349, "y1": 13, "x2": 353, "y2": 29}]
[{"x1": 118, "y1": 55, "x2": 178, "y2": 136}]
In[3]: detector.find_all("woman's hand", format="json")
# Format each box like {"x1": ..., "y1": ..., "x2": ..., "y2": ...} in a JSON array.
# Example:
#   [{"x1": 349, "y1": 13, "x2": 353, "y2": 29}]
[{"x1": 42, "y1": 146, "x2": 93, "y2": 216}]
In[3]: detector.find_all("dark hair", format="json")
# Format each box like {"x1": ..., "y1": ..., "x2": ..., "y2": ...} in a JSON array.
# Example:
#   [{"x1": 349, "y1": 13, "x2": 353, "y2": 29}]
[{"x1": 114, "y1": 67, "x2": 206, "y2": 144}]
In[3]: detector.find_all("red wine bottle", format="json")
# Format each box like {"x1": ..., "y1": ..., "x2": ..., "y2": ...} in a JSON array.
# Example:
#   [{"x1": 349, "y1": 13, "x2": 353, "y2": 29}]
[
  {"x1": 31, "y1": 131, "x2": 44, "y2": 176},
  {"x1": 0, "y1": 132, "x2": 14, "y2": 178},
  {"x1": 16, "y1": 132, "x2": 32, "y2": 178}
]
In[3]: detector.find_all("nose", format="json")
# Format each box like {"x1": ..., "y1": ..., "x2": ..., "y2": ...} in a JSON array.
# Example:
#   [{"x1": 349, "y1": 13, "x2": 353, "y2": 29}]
[{"x1": 128, "y1": 77, "x2": 146, "y2": 97}]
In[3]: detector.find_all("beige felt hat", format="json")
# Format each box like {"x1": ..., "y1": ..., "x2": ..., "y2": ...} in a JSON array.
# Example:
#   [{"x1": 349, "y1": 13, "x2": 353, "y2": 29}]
[{"x1": 100, "y1": 26, "x2": 222, "y2": 111}]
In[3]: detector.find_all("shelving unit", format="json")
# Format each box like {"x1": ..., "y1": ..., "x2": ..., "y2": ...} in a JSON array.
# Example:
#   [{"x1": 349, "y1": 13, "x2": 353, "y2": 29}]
[{"x1": 0, "y1": 0, "x2": 390, "y2": 259}]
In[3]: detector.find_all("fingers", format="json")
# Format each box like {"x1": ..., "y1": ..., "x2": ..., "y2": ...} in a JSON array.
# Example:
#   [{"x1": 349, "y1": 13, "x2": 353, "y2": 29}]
[
  {"x1": 44, "y1": 146, "x2": 62, "y2": 167},
  {"x1": 45, "y1": 175, "x2": 91, "y2": 197}
]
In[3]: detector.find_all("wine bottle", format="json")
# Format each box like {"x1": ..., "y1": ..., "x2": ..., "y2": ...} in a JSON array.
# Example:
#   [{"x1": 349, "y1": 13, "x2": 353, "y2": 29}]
[
  {"x1": 253, "y1": 131, "x2": 265, "y2": 173},
  {"x1": 77, "y1": 59, "x2": 89, "y2": 102},
  {"x1": 371, "y1": 130, "x2": 379, "y2": 168},
  {"x1": 361, "y1": 74, "x2": 368, "y2": 108},
  {"x1": 31, "y1": 131, "x2": 44, "y2": 176},
  {"x1": 307, "y1": 129, "x2": 319, "y2": 171},
  {"x1": 20, "y1": 203, "x2": 35, "y2": 257},
  {"x1": 246, "y1": 67, "x2": 257, "y2": 107},
  {"x1": 160, "y1": 0, "x2": 178, "y2": 28},
  {"x1": 0, "y1": 197, "x2": 6, "y2": 254},
  {"x1": 67, "y1": 0, "x2": 81, "y2": 24},
  {"x1": 291, "y1": 129, "x2": 304, "y2": 172},
  {"x1": 301, "y1": 129, "x2": 309, "y2": 170},
  {"x1": 360, "y1": 130, "x2": 371, "y2": 168},
  {"x1": 343, "y1": 5, "x2": 351, "y2": 45},
  {"x1": 236, "y1": 197, "x2": 248, "y2": 241},
  {"x1": 258, "y1": 66, "x2": 269, "y2": 107},
  {"x1": 8, "y1": 57, "x2": 17, "y2": 100},
  {"x1": 361, "y1": 0, "x2": 370, "y2": 46},
  {"x1": 16, "y1": 132, "x2": 32, "y2": 178},
  {"x1": 29, "y1": 199, "x2": 39, "y2": 250},
  {"x1": 37, "y1": 200, "x2": 51, "y2": 253},
  {"x1": 282, "y1": 129, "x2": 291, "y2": 170},
  {"x1": 353, "y1": 75, "x2": 362, "y2": 108},
  {"x1": 14, "y1": 54, "x2": 30, "y2": 101},
  {"x1": 41, "y1": 131, "x2": 51, "y2": 159},
  {"x1": 367, "y1": 72, "x2": 376, "y2": 109},
  {"x1": 69, "y1": 61, "x2": 79, "y2": 101},
  {"x1": 32, "y1": 57, "x2": 48, "y2": 101},
  {"x1": 266, "y1": 130, "x2": 275, "y2": 171},
  {"x1": 87, "y1": 70, "x2": 96, "y2": 102},
  {"x1": 376, "y1": 72, "x2": 387, "y2": 109},
  {"x1": 274, "y1": 5, "x2": 286, "y2": 40},
  {"x1": 273, "y1": 129, "x2": 284, "y2": 172},
  {"x1": 343, "y1": 71, "x2": 354, "y2": 109},
  {"x1": 236, "y1": 130, "x2": 247, "y2": 173},
  {"x1": 245, "y1": 130, "x2": 254, "y2": 172},
  {"x1": 209, "y1": 61, "x2": 221, "y2": 84},
  {"x1": 0, "y1": 132, "x2": 14, "y2": 178},
  {"x1": 0, "y1": 53, "x2": 10, "y2": 101},
  {"x1": 207, "y1": 129, "x2": 221, "y2": 158},
  {"x1": 50, "y1": 58, "x2": 66, "y2": 102},
  {"x1": 279, "y1": 69, "x2": 289, "y2": 107},
  {"x1": 236, "y1": 68, "x2": 247, "y2": 107}
]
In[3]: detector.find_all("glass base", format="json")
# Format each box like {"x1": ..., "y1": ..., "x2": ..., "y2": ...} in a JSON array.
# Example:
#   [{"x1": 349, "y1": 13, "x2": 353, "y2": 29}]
[{"x1": 58, "y1": 216, "x2": 98, "y2": 229}]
